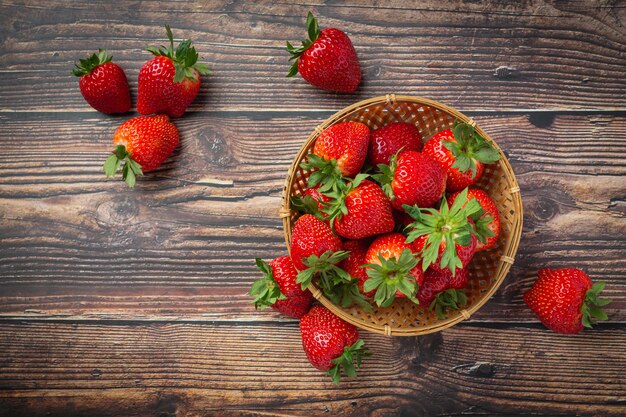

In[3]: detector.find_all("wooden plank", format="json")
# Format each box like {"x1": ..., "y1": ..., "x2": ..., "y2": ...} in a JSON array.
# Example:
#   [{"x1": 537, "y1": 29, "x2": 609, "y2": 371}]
[
  {"x1": 0, "y1": 321, "x2": 624, "y2": 416},
  {"x1": 1, "y1": 1, "x2": 625, "y2": 112},
  {"x1": 0, "y1": 112, "x2": 624, "y2": 322}
]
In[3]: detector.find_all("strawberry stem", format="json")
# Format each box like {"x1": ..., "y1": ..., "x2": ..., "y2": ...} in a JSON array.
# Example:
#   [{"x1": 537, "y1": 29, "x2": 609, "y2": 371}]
[
  {"x1": 103, "y1": 145, "x2": 144, "y2": 188},
  {"x1": 581, "y1": 282, "x2": 611, "y2": 328},
  {"x1": 146, "y1": 24, "x2": 212, "y2": 83},
  {"x1": 363, "y1": 249, "x2": 420, "y2": 307},
  {"x1": 286, "y1": 11, "x2": 321, "y2": 77},
  {"x1": 72, "y1": 49, "x2": 112, "y2": 76},
  {"x1": 430, "y1": 289, "x2": 468, "y2": 320},
  {"x1": 326, "y1": 339, "x2": 370, "y2": 384},
  {"x1": 249, "y1": 258, "x2": 287, "y2": 310},
  {"x1": 443, "y1": 120, "x2": 501, "y2": 177}
]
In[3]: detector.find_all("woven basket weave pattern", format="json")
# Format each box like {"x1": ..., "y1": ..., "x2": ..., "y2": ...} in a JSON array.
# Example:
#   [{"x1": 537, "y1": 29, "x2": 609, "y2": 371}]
[{"x1": 282, "y1": 95, "x2": 522, "y2": 336}]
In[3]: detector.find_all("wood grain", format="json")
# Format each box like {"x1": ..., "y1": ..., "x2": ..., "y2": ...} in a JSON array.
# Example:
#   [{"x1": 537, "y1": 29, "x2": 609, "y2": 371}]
[
  {"x1": 0, "y1": 321, "x2": 624, "y2": 417},
  {"x1": 0, "y1": 113, "x2": 624, "y2": 322},
  {"x1": 1, "y1": 0, "x2": 625, "y2": 112}
]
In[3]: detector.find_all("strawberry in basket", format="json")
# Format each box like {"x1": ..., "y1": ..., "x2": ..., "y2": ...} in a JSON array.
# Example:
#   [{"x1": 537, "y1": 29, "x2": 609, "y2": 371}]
[
  {"x1": 424, "y1": 121, "x2": 500, "y2": 192},
  {"x1": 449, "y1": 188, "x2": 501, "y2": 251},
  {"x1": 417, "y1": 267, "x2": 469, "y2": 319},
  {"x1": 405, "y1": 188, "x2": 481, "y2": 276},
  {"x1": 250, "y1": 256, "x2": 313, "y2": 319},
  {"x1": 300, "y1": 306, "x2": 370, "y2": 383},
  {"x1": 368, "y1": 122, "x2": 423, "y2": 166}
]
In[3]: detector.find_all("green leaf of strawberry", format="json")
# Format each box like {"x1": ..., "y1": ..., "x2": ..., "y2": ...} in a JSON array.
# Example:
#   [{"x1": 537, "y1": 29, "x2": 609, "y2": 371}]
[
  {"x1": 443, "y1": 121, "x2": 501, "y2": 178},
  {"x1": 327, "y1": 339, "x2": 370, "y2": 384},
  {"x1": 249, "y1": 258, "x2": 287, "y2": 310},
  {"x1": 103, "y1": 145, "x2": 144, "y2": 188}
]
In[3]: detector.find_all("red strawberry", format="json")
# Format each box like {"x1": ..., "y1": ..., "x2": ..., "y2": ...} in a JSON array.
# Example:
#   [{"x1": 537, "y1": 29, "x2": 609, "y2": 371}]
[
  {"x1": 423, "y1": 122, "x2": 500, "y2": 192},
  {"x1": 287, "y1": 12, "x2": 361, "y2": 92},
  {"x1": 250, "y1": 257, "x2": 313, "y2": 318},
  {"x1": 291, "y1": 186, "x2": 332, "y2": 220},
  {"x1": 72, "y1": 50, "x2": 130, "y2": 114},
  {"x1": 374, "y1": 151, "x2": 446, "y2": 210},
  {"x1": 406, "y1": 188, "x2": 480, "y2": 275},
  {"x1": 417, "y1": 267, "x2": 469, "y2": 318},
  {"x1": 290, "y1": 214, "x2": 343, "y2": 271},
  {"x1": 363, "y1": 233, "x2": 424, "y2": 307},
  {"x1": 449, "y1": 188, "x2": 500, "y2": 251},
  {"x1": 368, "y1": 122, "x2": 423, "y2": 166},
  {"x1": 302, "y1": 122, "x2": 370, "y2": 192},
  {"x1": 340, "y1": 239, "x2": 371, "y2": 297},
  {"x1": 137, "y1": 25, "x2": 211, "y2": 117},
  {"x1": 325, "y1": 177, "x2": 395, "y2": 240},
  {"x1": 300, "y1": 305, "x2": 369, "y2": 383},
  {"x1": 103, "y1": 115, "x2": 179, "y2": 187},
  {"x1": 524, "y1": 268, "x2": 610, "y2": 334}
]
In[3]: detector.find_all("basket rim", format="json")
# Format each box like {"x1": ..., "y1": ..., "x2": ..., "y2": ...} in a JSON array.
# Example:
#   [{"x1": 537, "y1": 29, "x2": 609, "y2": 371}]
[{"x1": 281, "y1": 94, "x2": 523, "y2": 336}]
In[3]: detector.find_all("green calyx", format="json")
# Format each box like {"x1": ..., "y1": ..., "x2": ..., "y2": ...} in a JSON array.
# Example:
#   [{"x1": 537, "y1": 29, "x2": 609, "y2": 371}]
[
  {"x1": 371, "y1": 154, "x2": 398, "y2": 201},
  {"x1": 296, "y1": 250, "x2": 371, "y2": 312},
  {"x1": 146, "y1": 24, "x2": 212, "y2": 83},
  {"x1": 290, "y1": 194, "x2": 327, "y2": 220},
  {"x1": 327, "y1": 339, "x2": 370, "y2": 384},
  {"x1": 405, "y1": 188, "x2": 481, "y2": 275},
  {"x1": 581, "y1": 282, "x2": 611, "y2": 328},
  {"x1": 286, "y1": 11, "x2": 320, "y2": 77},
  {"x1": 363, "y1": 249, "x2": 420, "y2": 308},
  {"x1": 72, "y1": 49, "x2": 112, "y2": 77},
  {"x1": 300, "y1": 154, "x2": 345, "y2": 194},
  {"x1": 443, "y1": 120, "x2": 501, "y2": 178},
  {"x1": 468, "y1": 205, "x2": 496, "y2": 245},
  {"x1": 430, "y1": 289, "x2": 468, "y2": 320},
  {"x1": 321, "y1": 173, "x2": 369, "y2": 228},
  {"x1": 103, "y1": 145, "x2": 144, "y2": 188},
  {"x1": 249, "y1": 258, "x2": 287, "y2": 310}
]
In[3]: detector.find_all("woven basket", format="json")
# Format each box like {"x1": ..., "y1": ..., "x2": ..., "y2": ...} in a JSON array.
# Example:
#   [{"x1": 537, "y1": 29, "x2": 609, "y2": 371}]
[{"x1": 281, "y1": 95, "x2": 522, "y2": 336}]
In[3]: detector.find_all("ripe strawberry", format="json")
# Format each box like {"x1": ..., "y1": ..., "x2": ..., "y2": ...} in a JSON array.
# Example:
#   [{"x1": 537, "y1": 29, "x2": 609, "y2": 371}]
[
  {"x1": 363, "y1": 233, "x2": 424, "y2": 307},
  {"x1": 291, "y1": 186, "x2": 332, "y2": 220},
  {"x1": 302, "y1": 122, "x2": 370, "y2": 192},
  {"x1": 417, "y1": 267, "x2": 469, "y2": 319},
  {"x1": 290, "y1": 214, "x2": 343, "y2": 271},
  {"x1": 250, "y1": 257, "x2": 313, "y2": 318},
  {"x1": 405, "y1": 188, "x2": 481, "y2": 275},
  {"x1": 72, "y1": 49, "x2": 130, "y2": 114},
  {"x1": 340, "y1": 239, "x2": 371, "y2": 297},
  {"x1": 423, "y1": 121, "x2": 500, "y2": 192},
  {"x1": 103, "y1": 115, "x2": 179, "y2": 187},
  {"x1": 524, "y1": 268, "x2": 610, "y2": 334},
  {"x1": 287, "y1": 12, "x2": 361, "y2": 92},
  {"x1": 324, "y1": 177, "x2": 395, "y2": 240},
  {"x1": 137, "y1": 25, "x2": 211, "y2": 117},
  {"x1": 449, "y1": 188, "x2": 500, "y2": 251},
  {"x1": 368, "y1": 122, "x2": 423, "y2": 166},
  {"x1": 300, "y1": 305, "x2": 370, "y2": 383},
  {"x1": 373, "y1": 150, "x2": 446, "y2": 210}
]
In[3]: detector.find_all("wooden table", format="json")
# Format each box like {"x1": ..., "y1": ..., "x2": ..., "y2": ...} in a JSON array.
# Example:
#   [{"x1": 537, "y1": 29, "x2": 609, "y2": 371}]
[{"x1": 1, "y1": 1, "x2": 625, "y2": 416}]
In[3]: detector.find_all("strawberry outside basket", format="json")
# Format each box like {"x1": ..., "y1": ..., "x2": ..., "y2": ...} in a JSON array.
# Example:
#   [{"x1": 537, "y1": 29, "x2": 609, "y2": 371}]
[{"x1": 280, "y1": 94, "x2": 523, "y2": 336}]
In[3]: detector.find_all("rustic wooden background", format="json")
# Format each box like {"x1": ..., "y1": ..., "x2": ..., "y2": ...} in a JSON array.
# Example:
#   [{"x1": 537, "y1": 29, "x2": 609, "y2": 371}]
[{"x1": 1, "y1": 1, "x2": 625, "y2": 416}]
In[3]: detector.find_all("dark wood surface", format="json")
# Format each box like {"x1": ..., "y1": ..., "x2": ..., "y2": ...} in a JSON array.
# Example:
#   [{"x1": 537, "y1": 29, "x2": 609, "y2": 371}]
[{"x1": 0, "y1": 1, "x2": 625, "y2": 416}]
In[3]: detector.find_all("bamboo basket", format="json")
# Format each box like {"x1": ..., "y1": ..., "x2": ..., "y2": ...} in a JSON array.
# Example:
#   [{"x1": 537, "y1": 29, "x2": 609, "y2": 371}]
[{"x1": 281, "y1": 95, "x2": 523, "y2": 336}]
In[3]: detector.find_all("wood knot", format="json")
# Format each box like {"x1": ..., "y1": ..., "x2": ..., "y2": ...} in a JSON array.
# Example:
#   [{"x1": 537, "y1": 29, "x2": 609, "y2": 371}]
[{"x1": 493, "y1": 65, "x2": 518, "y2": 78}]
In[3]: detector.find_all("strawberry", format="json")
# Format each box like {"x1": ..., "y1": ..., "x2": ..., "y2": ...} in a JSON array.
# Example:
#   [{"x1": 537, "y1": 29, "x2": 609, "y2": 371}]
[
  {"x1": 250, "y1": 257, "x2": 313, "y2": 318},
  {"x1": 340, "y1": 239, "x2": 371, "y2": 297},
  {"x1": 363, "y1": 233, "x2": 424, "y2": 307},
  {"x1": 417, "y1": 267, "x2": 469, "y2": 319},
  {"x1": 373, "y1": 150, "x2": 446, "y2": 210},
  {"x1": 137, "y1": 25, "x2": 211, "y2": 118},
  {"x1": 300, "y1": 305, "x2": 370, "y2": 383},
  {"x1": 291, "y1": 186, "x2": 332, "y2": 220},
  {"x1": 290, "y1": 214, "x2": 343, "y2": 271},
  {"x1": 368, "y1": 122, "x2": 423, "y2": 166},
  {"x1": 405, "y1": 188, "x2": 481, "y2": 275},
  {"x1": 449, "y1": 188, "x2": 500, "y2": 251},
  {"x1": 287, "y1": 12, "x2": 361, "y2": 92},
  {"x1": 423, "y1": 121, "x2": 500, "y2": 192},
  {"x1": 302, "y1": 122, "x2": 370, "y2": 192},
  {"x1": 524, "y1": 268, "x2": 610, "y2": 334},
  {"x1": 103, "y1": 115, "x2": 179, "y2": 187},
  {"x1": 72, "y1": 49, "x2": 131, "y2": 114},
  {"x1": 324, "y1": 176, "x2": 395, "y2": 240}
]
